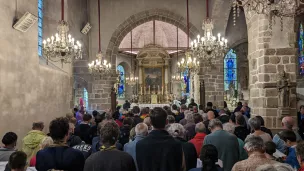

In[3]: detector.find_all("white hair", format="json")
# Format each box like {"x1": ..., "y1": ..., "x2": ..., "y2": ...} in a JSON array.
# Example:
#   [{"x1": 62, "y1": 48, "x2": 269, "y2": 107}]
[
  {"x1": 167, "y1": 123, "x2": 185, "y2": 138},
  {"x1": 244, "y1": 135, "x2": 264, "y2": 152},
  {"x1": 195, "y1": 122, "x2": 206, "y2": 133},
  {"x1": 256, "y1": 163, "x2": 294, "y2": 171},
  {"x1": 223, "y1": 123, "x2": 235, "y2": 134},
  {"x1": 135, "y1": 123, "x2": 148, "y2": 136}
]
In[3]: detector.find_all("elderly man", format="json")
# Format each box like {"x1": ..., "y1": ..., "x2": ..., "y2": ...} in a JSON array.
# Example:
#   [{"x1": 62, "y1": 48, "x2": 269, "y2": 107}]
[
  {"x1": 203, "y1": 110, "x2": 215, "y2": 134},
  {"x1": 232, "y1": 135, "x2": 277, "y2": 171},
  {"x1": 273, "y1": 116, "x2": 302, "y2": 153},
  {"x1": 203, "y1": 119, "x2": 239, "y2": 171},
  {"x1": 124, "y1": 123, "x2": 148, "y2": 171},
  {"x1": 189, "y1": 122, "x2": 207, "y2": 157},
  {"x1": 184, "y1": 113, "x2": 196, "y2": 140}
]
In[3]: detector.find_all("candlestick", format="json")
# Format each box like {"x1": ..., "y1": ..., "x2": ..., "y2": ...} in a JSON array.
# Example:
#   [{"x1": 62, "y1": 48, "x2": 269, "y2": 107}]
[
  {"x1": 141, "y1": 86, "x2": 143, "y2": 95},
  {"x1": 158, "y1": 85, "x2": 160, "y2": 94}
]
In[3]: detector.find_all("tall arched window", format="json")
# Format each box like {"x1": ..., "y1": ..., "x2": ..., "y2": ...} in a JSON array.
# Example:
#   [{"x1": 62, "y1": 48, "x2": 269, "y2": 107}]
[
  {"x1": 224, "y1": 49, "x2": 238, "y2": 105},
  {"x1": 83, "y1": 88, "x2": 88, "y2": 110},
  {"x1": 117, "y1": 65, "x2": 125, "y2": 98},
  {"x1": 38, "y1": 0, "x2": 43, "y2": 56},
  {"x1": 299, "y1": 23, "x2": 304, "y2": 75}
]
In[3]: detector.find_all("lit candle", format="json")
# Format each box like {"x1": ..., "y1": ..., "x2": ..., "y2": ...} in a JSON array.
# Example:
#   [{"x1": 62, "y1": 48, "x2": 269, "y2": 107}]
[{"x1": 141, "y1": 86, "x2": 143, "y2": 94}]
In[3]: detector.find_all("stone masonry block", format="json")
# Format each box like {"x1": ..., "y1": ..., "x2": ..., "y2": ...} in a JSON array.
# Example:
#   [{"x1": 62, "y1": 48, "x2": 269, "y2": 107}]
[
  {"x1": 259, "y1": 65, "x2": 276, "y2": 73},
  {"x1": 258, "y1": 57, "x2": 269, "y2": 65},
  {"x1": 282, "y1": 56, "x2": 290, "y2": 64},
  {"x1": 277, "y1": 65, "x2": 284, "y2": 73},
  {"x1": 259, "y1": 108, "x2": 278, "y2": 116},
  {"x1": 269, "y1": 56, "x2": 280, "y2": 64},
  {"x1": 290, "y1": 56, "x2": 296, "y2": 63},
  {"x1": 265, "y1": 117, "x2": 273, "y2": 128},
  {"x1": 252, "y1": 98, "x2": 263, "y2": 107},
  {"x1": 276, "y1": 48, "x2": 296, "y2": 56},
  {"x1": 265, "y1": 49, "x2": 276, "y2": 56},
  {"x1": 252, "y1": 76, "x2": 258, "y2": 84},
  {"x1": 263, "y1": 97, "x2": 278, "y2": 108},
  {"x1": 285, "y1": 64, "x2": 296, "y2": 73},
  {"x1": 258, "y1": 74, "x2": 270, "y2": 82}
]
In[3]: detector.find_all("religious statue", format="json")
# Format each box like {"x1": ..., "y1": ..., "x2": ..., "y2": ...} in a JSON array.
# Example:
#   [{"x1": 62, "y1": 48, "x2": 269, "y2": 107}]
[
  {"x1": 228, "y1": 81, "x2": 235, "y2": 100},
  {"x1": 277, "y1": 71, "x2": 290, "y2": 108}
]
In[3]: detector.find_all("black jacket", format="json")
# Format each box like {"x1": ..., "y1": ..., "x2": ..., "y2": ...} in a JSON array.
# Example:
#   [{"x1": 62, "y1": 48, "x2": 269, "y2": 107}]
[
  {"x1": 74, "y1": 124, "x2": 91, "y2": 144},
  {"x1": 175, "y1": 137, "x2": 197, "y2": 171},
  {"x1": 136, "y1": 130, "x2": 183, "y2": 171},
  {"x1": 119, "y1": 126, "x2": 132, "y2": 146}
]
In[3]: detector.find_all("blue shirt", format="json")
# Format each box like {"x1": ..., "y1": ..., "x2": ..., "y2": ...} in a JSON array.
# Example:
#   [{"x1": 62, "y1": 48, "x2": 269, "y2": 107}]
[
  {"x1": 124, "y1": 135, "x2": 146, "y2": 171},
  {"x1": 285, "y1": 146, "x2": 300, "y2": 169}
]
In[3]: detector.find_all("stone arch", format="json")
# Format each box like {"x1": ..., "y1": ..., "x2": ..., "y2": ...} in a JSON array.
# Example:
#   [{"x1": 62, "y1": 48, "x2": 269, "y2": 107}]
[{"x1": 106, "y1": 9, "x2": 200, "y2": 64}]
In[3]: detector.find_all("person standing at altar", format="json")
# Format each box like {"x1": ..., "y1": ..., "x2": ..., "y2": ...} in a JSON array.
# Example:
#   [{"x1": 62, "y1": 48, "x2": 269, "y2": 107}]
[
  {"x1": 175, "y1": 104, "x2": 187, "y2": 123},
  {"x1": 181, "y1": 95, "x2": 187, "y2": 105},
  {"x1": 188, "y1": 99, "x2": 198, "y2": 108},
  {"x1": 123, "y1": 100, "x2": 131, "y2": 110}
]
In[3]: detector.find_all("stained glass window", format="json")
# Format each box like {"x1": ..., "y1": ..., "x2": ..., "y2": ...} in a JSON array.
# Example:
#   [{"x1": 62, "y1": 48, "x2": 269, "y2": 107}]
[
  {"x1": 299, "y1": 23, "x2": 304, "y2": 75},
  {"x1": 38, "y1": 0, "x2": 43, "y2": 56},
  {"x1": 117, "y1": 65, "x2": 125, "y2": 98},
  {"x1": 83, "y1": 88, "x2": 88, "y2": 110},
  {"x1": 224, "y1": 49, "x2": 238, "y2": 94}
]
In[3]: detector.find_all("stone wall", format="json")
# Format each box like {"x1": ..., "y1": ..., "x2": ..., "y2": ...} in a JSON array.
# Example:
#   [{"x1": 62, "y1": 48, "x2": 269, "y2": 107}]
[{"x1": 246, "y1": 12, "x2": 297, "y2": 129}]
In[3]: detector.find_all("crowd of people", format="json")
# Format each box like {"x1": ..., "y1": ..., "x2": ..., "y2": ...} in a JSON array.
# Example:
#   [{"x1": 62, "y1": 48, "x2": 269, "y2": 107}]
[{"x1": 1, "y1": 100, "x2": 304, "y2": 171}]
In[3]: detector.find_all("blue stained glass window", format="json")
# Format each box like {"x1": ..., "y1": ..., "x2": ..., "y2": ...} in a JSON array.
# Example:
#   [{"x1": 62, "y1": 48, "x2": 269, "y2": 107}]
[
  {"x1": 83, "y1": 88, "x2": 89, "y2": 110},
  {"x1": 299, "y1": 23, "x2": 304, "y2": 75},
  {"x1": 117, "y1": 65, "x2": 125, "y2": 98},
  {"x1": 38, "y1": 0, "x2": 43, "y2": 57},
  {"x1": 224, "y1": 49, "x2": 237, "y2": 92}
]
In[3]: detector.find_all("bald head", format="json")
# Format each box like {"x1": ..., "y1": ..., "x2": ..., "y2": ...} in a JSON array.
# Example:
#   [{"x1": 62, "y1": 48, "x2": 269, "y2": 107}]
[
  {"x1": 135, "y1": 123, "x2": 148, "y2": 136},
  {"x1": 282, "y1": 116, "x2": 294, "y2": 130},
  {"x1": 207, "y1": 111, "x2": 215, "y2": 120}
]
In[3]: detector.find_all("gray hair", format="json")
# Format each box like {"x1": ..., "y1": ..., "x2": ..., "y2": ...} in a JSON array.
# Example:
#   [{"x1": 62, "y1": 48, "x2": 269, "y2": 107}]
[
  {"x1": 223, "y1": 123, "x2": 235, "y2": 134},
  {"x1": 248, "y1": 117, "x2": 261, "y2": 130},
  {"x1": 202, "y1": 113, "x2": 208, "y2": 121},
  {"x1": 195, "y1": 122, "x2": 206, "y2": 133},
  {"x1": 208, "y1": 119, "x2": 223, "y2": 130},
  {"x1": 185, "y1": 113, "x2": 194, "y2": 123},
  {"x1": 167, "y1": 123, "x2": 185, "y2": 138},
  {"x1": 234, "y1": 112, "x2": 242, "y2": 117},
  {"x1": 244, "y1": 135, "x2": 264, "y2": 152},
  {"x1": 167, "y1": 115, "x2": 175, "y2": 124},
  {"x1": 135, "y1": 123, "x2": 148, "y2": 136},
  {"x1": 256, "y1": 163, "x2": 294, "y2": 171}
]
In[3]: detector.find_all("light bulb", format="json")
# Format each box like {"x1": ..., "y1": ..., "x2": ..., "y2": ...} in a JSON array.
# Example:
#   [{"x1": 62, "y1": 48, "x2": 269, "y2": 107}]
[
  {"x1": 201, "y1": 37, "x2": 205, "y2": 42},
  {"x1": 47, "y1": 38, "x2": 50, "y2": 42},
  {"x1": 43, "y1": 40, "x2": 46, "y2": 44},
  {"x1": 55, "y1": 33, "x2": 59, "y2": 37},
  {"x1": 225, "y1": 39, "x2": 228, "y2": 43},
  {"x1": 212, "y1": 36, "x2": 216, "y2": 41},
  {"x1": 51, "y1": 36, "x2": 54, "y2": 40},
  {"x1": 194, "y1": 40, "x2": 197, "y2": 44},
  {"x1": 197, "y1": 35, "x2": 200, "y2": 39},
  {"x1": 68, "y1": 34, "x2": 71, "y2": 38}
]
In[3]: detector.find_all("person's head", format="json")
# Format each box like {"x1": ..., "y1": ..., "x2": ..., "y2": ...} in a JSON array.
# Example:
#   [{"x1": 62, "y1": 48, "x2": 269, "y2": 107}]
[
  {"x1": 129, "y1": 127, "x2": 136, "y2": 140},
  {"x1": 150, "y1": 107, "x2": 168, "y2": 129},
  {"x1": 206, "y1": 102, "x2": 213, "y2": 108},
  {"x1": 255, "y1": 116, "x2": 265, "y2": 126},
  {"x1": 143, "y1": 117, "x2": 152, "y2": 130},
  {"x1": 32, "y1": 121, "x2": 44, "y2": 131},
  {"x1": 95, "y1": 114, "x2": 104, "y2": 125},
  {"x1": 207, "y1": 111, "x2": 215, "y2": 120},
  {"x1": 224, "y1": 101, "x2": 227, "y2": 108},
  {"x1": 73, "y1": 107, "x2": 79, "y2": 113},
  {"x1": 105, "y1": 112, "x2": 112, "y2": 120},
  {"x1": 208, "y1": 119, "x2": 223, "y2": 132},
  {"x1": 193, "y1": 106, "x2": 198, "y2": 113},
  {"x1": 193, "y1": 113, "x2": 203, "y2": 124},
  {"x1": 235, "y1": 114, "x2": 246, "y2": 126},
  {"x1": 219, "y1": 110, "x2": 226, "y2": 116},
  {"x1": 132, "y1": 106, "x2": 140, "y2": 115},
  {"x1": 237, "y1": 102, "x2": 242, "y2": 107},
  {"x1": 200, "y1": 144, "x2": 218, "y2": 170},
  {"x1": 92, "y1": 110, "x2": 98, "y2": 118},
  {"x1": 195, "y1": 122, "x2": 206, "y2": 133},
  {"x1": 125, "y1": 100, "x2": 129, "y2": 103},
  {"x1": 2, "y1": 132, "x2": 17, "y2": 149},
  {"x1": 256, "y1": 163, "x2": 294, "y2": 171},
  {"x1": 66, "y1": 113, "x2": 74, "y2": 120},
  {"x1": 68, "y1": 122, "x2": 75, "y2": 134},
  {"x1": 172, "y1": 104, "x2": 178, "y2": 110},
  {"x1": 167, "y1": 123, "x2": 185, "y2": 139},
  {"x1": 167, "y1": 115, "x2": 175, "y2": 124},
  {"x1": 180, "y1": 104, "x2": 188, "y2": 112},
  {"x1": 223, "y1": 123, "x2": 235, "y2": 134},
  {"x1": 278, "y1": 130, "x2": 297, "y2": 147},
  {"x1": 100, "y1": 121, "x2": 120, "y2": 146},
  {"x1": 39, "y1": 136, "x2": 53, "y2": 149},
  {"x1": 244, "y1": 135, "x2": 265, "y2": 154},
  {"x1": 281, "y1": 116, "x2": 294, "y2": 130},
  {"x1": 185, "y1": 113, "x2": 194, "y2": 123},
  {"x1": 135, "y1": 123, "x2": 148, "y2": 136},
  {"x1": 300, "y1": 105, "x2": 304, "y2": 114},
  {"x1": 69, "y1": 117, "x2": 77, "y2": 126},
  {"x1": 296, "y1": 141, "x2": 304, "y2": 166},
  {"x1": 229, "y1": 113, "x2": 236, "y2": 124},
  {"x1": 163, "y1": 106, "x2": 170, "y2": 111},
  {"x1": 8, "y1": 151, "x2": 27, "y2": 171},
  {"x1": 248, "y1": 117, "x2": 261, "y2": 131},
  {"x1": 265, "y1": 141, "x2": 276, "y2": 156},
  {"x1": 49, "y1": 117, "x2": 70, "y2": 143},
  {"x1": 123, "y1": 117, "x2": 133, "y2": 127},
  {"x1": 199, "y1": 105, "x2": 204, "y2": 111},
  {"x1": 191, "y1": 98, "x2": 195, "y2": 103},
  {"x1": 83, "y1": 114, "x2": 92, "y2": 123},
  {"x1": 141, "y1": 107, "x2": 150, "y2": 115}
]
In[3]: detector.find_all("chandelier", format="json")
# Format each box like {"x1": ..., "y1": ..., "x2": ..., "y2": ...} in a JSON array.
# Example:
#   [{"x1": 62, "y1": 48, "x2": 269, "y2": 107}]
[
  {"x1": 88, "y1": 0, "x2": 114, "y2": 77},
  {"x1": 171, "y1": 74, "x2": 183, "y2": 83},
  {"x1": 191, "y1": 0, "x2": 228, "y2": 64},
  {"x1": 232, "y1": 0, "x2": 300, "y2": 30},
  {"x1": 43, "y1": 0, "x2": 82, "y2": 66},
  {"x1": 126, "y1": 74, "x2": 138, "y2": 86},
  {"x1": 177, "y1": 51, "x2": 200, "y2": 75}
]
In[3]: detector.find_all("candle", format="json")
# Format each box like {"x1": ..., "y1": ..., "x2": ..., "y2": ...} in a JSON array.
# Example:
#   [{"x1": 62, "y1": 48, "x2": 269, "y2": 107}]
[
  {"x1": 158, "y1": 85, "x2": 160, "y2": 94},
  {"x1": 141, "y1": 86, "x2": 143, "y2": 95},
  {"x1": 149, "y1": 86, "x2": 150, "y2": 94}
]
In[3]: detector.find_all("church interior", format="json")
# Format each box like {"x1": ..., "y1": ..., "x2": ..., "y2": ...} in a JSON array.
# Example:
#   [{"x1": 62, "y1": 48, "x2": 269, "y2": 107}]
[{"x1": 1, "y1": 0, "x2": 304, "y2": 151}]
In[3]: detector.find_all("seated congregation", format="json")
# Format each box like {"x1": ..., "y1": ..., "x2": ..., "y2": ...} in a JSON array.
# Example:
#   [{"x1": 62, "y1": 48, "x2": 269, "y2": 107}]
[{"x1": 1, "y1": 102, "x2": 304, "y2": 171}]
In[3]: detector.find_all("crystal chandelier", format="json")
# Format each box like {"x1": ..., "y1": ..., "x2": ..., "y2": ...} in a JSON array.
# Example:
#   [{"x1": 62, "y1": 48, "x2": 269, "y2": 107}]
[
  {"x1": 177, "y1": 51, "x2": 200, "y2": 75},
  {"x1": 171, "y1": 74, "x2": 183, "y2": 83},
  {"x1": 126, "y1": 74, "x2": 138, "y2": 87},
  {"x1": 191, "y1": 0, "x2": 228, "y2": 64},
  {"x1": 232, "y1": 0, "x2": 299, "y2": 30},
  {"x1": 88, "y1": 0, "x2": 114, "y2": 77},
  {"x1": 43, "y1": 0, "x2": 82, "y2": 66}
]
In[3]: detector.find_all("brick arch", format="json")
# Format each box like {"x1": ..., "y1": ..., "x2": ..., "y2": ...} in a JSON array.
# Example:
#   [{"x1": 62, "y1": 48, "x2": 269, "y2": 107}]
[{"x1": 106, "y1": 9, "x2": 200, "y2": 64}]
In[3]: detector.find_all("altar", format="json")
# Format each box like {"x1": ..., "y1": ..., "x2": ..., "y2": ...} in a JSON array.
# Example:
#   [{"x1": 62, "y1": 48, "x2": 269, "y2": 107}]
[{"x1": 138, "y1": 103, "x2": 170, "y2": 109}]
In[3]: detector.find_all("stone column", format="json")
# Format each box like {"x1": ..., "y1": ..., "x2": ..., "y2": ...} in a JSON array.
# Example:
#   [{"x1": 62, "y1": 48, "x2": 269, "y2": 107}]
[
  {"x1": 246, "y1": 11, "x2": 297, "y2": 129},
  {"x1": 193, "y1": 74, "x2": 200, "y2": 104},
  {"x1": 138, "y1": 59, "x2": 143, "y2": 84}
]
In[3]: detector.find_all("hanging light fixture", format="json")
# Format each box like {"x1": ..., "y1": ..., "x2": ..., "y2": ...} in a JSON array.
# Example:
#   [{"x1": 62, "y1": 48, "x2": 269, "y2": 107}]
[
  {"x1": 43, "y1": 0, "x2": 82, "y2": 66},
  {"x1": 191, "y1": 0, "x2": 228, "y2": 64},
  {"x1": 232, "y1": 0, "x2": 299, "y2": 30},
  {"x1": 172, "y1": 26, "x2": 184, "y2": 83},
  {"x1": 177, "y1": 0, "x2": 200, "y2": 75},
  {"x1": 88, "y1": 0, "x2": 113, "y2": 76},
  {"x1": 126, "y1": 30, "x2": 138, "y2": 86}
]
